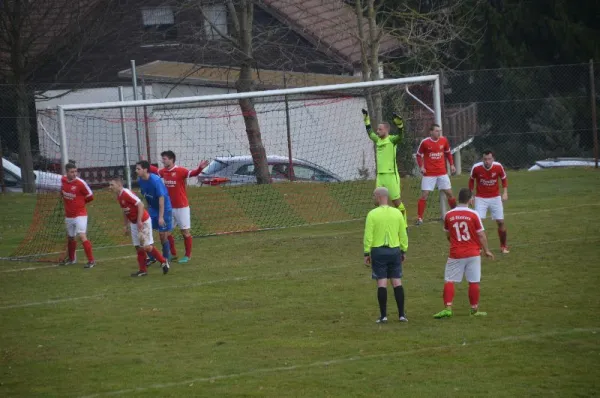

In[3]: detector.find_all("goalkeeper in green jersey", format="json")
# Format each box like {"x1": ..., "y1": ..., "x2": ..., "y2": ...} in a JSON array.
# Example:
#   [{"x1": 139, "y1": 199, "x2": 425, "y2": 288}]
[{"x1": 362, "y1": 109, "x2": 407, "y2": 222}]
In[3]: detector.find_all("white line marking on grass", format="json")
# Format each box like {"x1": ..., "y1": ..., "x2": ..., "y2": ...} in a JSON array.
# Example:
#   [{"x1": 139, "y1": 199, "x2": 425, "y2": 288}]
[
  {"x1": 3, "y1": 236, "x2": 599, "y2": 310},
  {"x1": 0, "y1": 265, "x2": 345, "y2": 310},
  {"x1": 80, "y1": 327, "x2": 600, "y2": 398}
]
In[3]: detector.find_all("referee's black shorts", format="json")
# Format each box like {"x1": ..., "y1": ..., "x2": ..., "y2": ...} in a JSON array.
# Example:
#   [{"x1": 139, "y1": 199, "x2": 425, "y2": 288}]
[{"x1": 371, "y1": 247, "x2": 402, "y2": 280}]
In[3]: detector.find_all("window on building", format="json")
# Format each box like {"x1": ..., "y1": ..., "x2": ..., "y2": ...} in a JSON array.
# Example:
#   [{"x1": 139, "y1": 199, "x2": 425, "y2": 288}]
[
  {"x1": 141, "y1": 6, "x2": 177, "y2": 42},
  {"x1": 203, "y1": 4, "x2": 228, "y2": 40}
]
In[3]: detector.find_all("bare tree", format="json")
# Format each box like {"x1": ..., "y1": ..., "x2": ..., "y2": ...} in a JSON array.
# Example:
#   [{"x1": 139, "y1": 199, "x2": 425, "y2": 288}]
[
  {"x1": 0, "y1": 0, "x2": 117, "y2": 192},
  {"x1": 353, "y1": 0, "x2": 483, "y2": 120}
]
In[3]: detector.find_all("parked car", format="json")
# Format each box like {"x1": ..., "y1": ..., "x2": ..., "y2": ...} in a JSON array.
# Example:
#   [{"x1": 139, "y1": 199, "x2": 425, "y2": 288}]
[
  {"x1": 2, "y1": 157, "x2": 62, "y2": 193},
  {"x1": 528, "y1": 157, "x2": 597, "y2": 171},
  {"x1": 195, "y1": 155, "x2": 343, "y2": 186}
]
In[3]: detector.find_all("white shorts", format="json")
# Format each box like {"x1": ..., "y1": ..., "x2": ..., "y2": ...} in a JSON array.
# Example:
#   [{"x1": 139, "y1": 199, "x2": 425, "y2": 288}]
[
  {"x1": 444, "y1": 256, "x2": 481, "y2": 283},
  {"x1": 130, "y1": 218, "x2": 154, "y2": 247},
  {"x1": 421, "y1": 175, "x2": 451, "y2": 191},
  {"x1": 172, "y1": 207, "x2": 191, "y2": 230},
  {"x1": 65, "y1": 216, "x2": 88, "y2": 237},
  {"x1": 475, "y1": 196, "x2": 504, "y2": 220}
]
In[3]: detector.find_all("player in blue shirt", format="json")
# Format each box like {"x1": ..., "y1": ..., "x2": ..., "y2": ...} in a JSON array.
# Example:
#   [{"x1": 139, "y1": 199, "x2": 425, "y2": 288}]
[{"x1": 136, "y1": 160, "x2": 173, "y2": 263}]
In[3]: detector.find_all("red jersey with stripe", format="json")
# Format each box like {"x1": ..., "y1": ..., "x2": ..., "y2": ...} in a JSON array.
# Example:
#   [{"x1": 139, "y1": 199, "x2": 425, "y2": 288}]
[
  {"x1": 444, "y1": 206, "x2": 484, "y2": 259},
  {"x1": 469, "y1": 162, "x2": 507, "y2": 198},
  {"x1": 416, "y1": 136, "x2": 453, "y2": 176},
  {"x1": 118, "y1": 188, "x2": 150, "y2": 223},
  {"x1": 158, "y1": 166, "x2": 191, "y2": 208},
  {"x1": 61, "y1": 176, "x2": 93, "y2": 218}
]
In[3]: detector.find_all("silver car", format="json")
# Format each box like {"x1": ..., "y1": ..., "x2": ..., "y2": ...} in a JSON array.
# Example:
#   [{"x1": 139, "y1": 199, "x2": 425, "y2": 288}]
[
  {"x1": 195, "y1": 155, "x2": 343, "y2": 186},
  {"x1": 2, "y1": 157, "x2": 62, "y2": 192}
]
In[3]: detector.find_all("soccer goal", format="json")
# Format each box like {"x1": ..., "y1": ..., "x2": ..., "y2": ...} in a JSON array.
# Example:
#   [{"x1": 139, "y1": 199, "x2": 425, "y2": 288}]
[{"x1": 11, "y1": 74, "x2": 446, "y2": 261}]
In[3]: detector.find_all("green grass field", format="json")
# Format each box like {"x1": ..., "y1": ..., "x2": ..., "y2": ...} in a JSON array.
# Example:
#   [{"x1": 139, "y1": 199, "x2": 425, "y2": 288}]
[{"x1": 1, "y1": 168, "x2": 600, "y2": 397}]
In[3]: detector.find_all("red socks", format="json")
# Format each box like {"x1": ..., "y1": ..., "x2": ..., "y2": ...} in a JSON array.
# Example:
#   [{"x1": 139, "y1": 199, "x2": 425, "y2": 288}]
[
  {"x1": 448, "y1": 197, "x2": 457, "y2": 209},
  {"x1": 68, "y1": 240, "x2": 77, "y2": 261},
  {"x1": 498, "y1": 228, "x2": 507, "y2": 247},
  {"x1": 136, "y1": 249, "x2": 147, "y2": 272},
  {"x1": 167, "y1": 235, "x2": 177, "y2": 256},
  {"x1": 148, "y1": 247, "x2": 166, "y2": 264},
  {"x1": 82, "y1": 240, "x2": 94, "y2": 262},
  {"x1": 443, "y1": 282, "x2": 455, "y2": 306},
  {"x1": 184, "y1": 236, "x2": 193, "y2": 258},
  {"x1": 417, "y1": 198, "x2": 427, "y2": 219},
  {"x1": 468, "y1": 283, "x2": 480, "y2": 308}
]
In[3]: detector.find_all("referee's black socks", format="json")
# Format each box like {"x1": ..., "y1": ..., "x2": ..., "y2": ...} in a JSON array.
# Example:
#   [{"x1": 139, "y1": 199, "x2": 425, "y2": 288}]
[
  {"x1": 377, "y1": 287, "x2": 387, "y2": 318},
  {"x1": 394, "y1": 285, "x2": 405, "y2": 317}
]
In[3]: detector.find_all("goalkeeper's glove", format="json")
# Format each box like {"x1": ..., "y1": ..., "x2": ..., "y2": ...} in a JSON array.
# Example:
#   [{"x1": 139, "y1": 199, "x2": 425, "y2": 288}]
[
  {"x1": 392, "y1": 112, "x2": 404, "y2": 131},
  {"x1": 361, "y1": 109, "x2": 371, "y2": 130}
]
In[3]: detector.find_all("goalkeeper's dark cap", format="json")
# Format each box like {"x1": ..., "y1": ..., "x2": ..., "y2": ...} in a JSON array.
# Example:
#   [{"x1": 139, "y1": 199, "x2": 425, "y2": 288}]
[
  {"x1": 136, "y1": 160, "x2": 150, "y2": 170},
  {"x1": 458, "y1": 188, "x2": 473, "y2": 204}
]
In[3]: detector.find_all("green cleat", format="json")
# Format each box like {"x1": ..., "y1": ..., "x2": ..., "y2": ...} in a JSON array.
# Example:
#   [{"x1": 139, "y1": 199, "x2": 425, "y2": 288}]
[
  {"x1": 178, "y1": 256, "x2": 190, "y2": 264},
  {"x1": 433, "y1": 309, "x2": 453, "y2": 319},
  {"x1": 170, "y1": 256, "x2": 178, "y2": 262},
  {"x1": 470, "y1": 309, "x2": 487, "y2": 317}
]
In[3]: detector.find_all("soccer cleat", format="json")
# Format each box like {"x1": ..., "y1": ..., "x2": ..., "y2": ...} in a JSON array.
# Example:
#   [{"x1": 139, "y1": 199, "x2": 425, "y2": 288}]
[
  {"x1": 399, "y1": 316, "x2": 408, "y2": 322},
  {"x1": 470, "y1": 309, "x2": 487, "y2": 317},
  {"x1": 59, "y1": 258, "x2": 76, "y2": 266},
  {"x1": 162, "y1": 261, "x2": 170, "y2": 275},
  {"x1": 170, "y1": 255, "x2": 179, "y2": 262},
  {"x1": 500, "y1": 246, "x2": 510, "y2": 254},
  {"x1": 178, "y1": 256, "x2": 190, "y2": 264},
  {"x1": 375, "y1": 316, "x2": 388, "y2": 324},
  {"x1": 145, "y1": 258, "x2": 157, "y2": 267},
  {"x1": 433, "y1": 309, "x2": 453, "y2": 319},
  {"x1": 84, "y1": 261, "x2": 96, "y2": 269},
  {"x1": 131, "y1": 270, "x2": 148, "y2": 277},
  {"x1": 415, "y1": 218, "x2": 423, "y2": 226}
]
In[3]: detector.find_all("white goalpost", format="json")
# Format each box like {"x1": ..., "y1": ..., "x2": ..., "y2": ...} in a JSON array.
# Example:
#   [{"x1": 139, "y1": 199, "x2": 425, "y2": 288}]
[{"x1": 12, "y1": 73, "x2": 450, "y2": 260}]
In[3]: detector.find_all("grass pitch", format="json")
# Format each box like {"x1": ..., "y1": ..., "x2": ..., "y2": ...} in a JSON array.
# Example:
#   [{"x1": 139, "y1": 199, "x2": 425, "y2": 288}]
[{"x1": 1, "y1": 168, "x2": 600, "y2": 397}]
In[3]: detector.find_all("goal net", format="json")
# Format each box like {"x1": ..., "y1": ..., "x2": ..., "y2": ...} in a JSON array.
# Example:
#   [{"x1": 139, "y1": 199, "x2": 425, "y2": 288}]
[{"x1": 10, "y1": 75, "x2": 442, "y2": 261}]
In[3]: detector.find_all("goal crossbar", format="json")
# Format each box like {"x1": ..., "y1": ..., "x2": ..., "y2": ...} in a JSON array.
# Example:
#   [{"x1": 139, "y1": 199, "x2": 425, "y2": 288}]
[{"x1": 56, "y1": 74, "x2": 442, "y2": 176}]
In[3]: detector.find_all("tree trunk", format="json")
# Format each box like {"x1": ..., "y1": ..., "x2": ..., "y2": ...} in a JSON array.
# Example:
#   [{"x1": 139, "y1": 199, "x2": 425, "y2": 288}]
[
  {"x1": 15, "y1": 78, "x2": 36, "y2": 193},
  {"x1": 235, "y1": 0, "x2": 270, "y2": 184},
  {"x1": 354, "y1": 0, "x2": 377, "y2": 126}
]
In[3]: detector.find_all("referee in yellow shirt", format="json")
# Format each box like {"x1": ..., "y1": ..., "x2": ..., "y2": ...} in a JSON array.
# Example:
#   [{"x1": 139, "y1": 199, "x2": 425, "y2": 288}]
[{"x1": 364, "y1": 187, "x2": 409, "y2": 323}]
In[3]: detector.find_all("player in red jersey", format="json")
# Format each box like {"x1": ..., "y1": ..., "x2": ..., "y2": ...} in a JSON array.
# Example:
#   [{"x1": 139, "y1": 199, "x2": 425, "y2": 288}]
[
  {"x1": 415, "y1": 124, "x2": 457, "y2": 225},
  {"x1": 149, "y1": 151, "x2": 208, "y2": 264},
  {"x1": 469, "y1": 150, "x2": 509, "y2": 254},
  {"x1": 433, "y1": 188, "x2": 494, "y2": 319},
  {"x1": 108, "y1": 176, "x2": 170, "y2": 277},
  {"x1": 60, "y1": 163, "x2": 96, "y2": 268}
]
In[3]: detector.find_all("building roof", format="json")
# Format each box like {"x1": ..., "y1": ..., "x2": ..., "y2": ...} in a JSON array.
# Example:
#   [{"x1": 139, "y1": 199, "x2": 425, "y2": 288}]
[
  {"x1": 259, "y1": 0, "x2": 402, "y2": 66},
  {"x1": 118, "y1": 61, "x2": 362, "y2": 89}
]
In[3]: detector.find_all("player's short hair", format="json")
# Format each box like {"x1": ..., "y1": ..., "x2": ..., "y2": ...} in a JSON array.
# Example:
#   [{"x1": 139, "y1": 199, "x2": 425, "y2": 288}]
[
  {"x1": 429, "y1": 123, "x2": 441, "y2": 131},
  {"x1": 161, "y1": 150, "x2": 176, "y2": 161},
  {"x1": 379, "y1": 122, "x2": 391, "y2": 131},
  {"x1": 65, "y1": 163, "x2": 77, "y2": 171},
  {"x1": 136, "y1": 160, "x2": 150, "y2": 171},
  {"x1": 458, "y1": 188, "x2": 473, "y2": 204},
  {"x1": 482, "y1": 149, "x2": 494, "y2": 157},
  {"x1": 110, "y1": 175, "x2": 123, "y2": 184}
]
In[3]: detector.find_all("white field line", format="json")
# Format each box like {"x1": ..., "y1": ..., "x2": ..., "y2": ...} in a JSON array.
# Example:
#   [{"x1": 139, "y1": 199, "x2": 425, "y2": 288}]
[
  {"x1": 79, "y1": 327, "x2": 600, "y2": 398},
  {"x1": 3, "y1": 201, "x2": 599, "y2": 265},
  {"x1": 0, "y1": 265, "x2": 346, "y2": 310},
  {"x1": 2, "y1": 235, "x2": 599, "y2": 310}
]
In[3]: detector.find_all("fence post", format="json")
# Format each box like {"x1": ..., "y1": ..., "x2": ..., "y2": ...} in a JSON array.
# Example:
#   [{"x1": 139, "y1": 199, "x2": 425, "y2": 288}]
[
  {"x1": 0, "y1": 137, "x2": 5, "y2": 193},
  {"x1": 590, "y1": 59, "x2": 599, "y2": 168}
]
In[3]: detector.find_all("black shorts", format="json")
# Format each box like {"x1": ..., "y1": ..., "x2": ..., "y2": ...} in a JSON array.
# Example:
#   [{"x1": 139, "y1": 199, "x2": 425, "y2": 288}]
[{"x1": 371, "y1": 247, "x2": 403, "y2": 280}]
